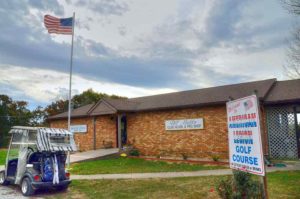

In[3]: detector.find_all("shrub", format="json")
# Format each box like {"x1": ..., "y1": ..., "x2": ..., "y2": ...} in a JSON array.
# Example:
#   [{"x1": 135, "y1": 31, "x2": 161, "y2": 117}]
[
  {"x1": 129, "y1": 148, "x2": 140, "y2": 156},
  {"x1": 181, "y1": 153, "x2": 188, "y2": 160},
  {"x1": 216, "y1": 177, "x2": 233, "y2": 199},
  {"x1": 216, "y1": 170, "x2": 263, "y2": 199},
  {"x1": 212, "y1": 155, "x2": 220, "y2": 162}
]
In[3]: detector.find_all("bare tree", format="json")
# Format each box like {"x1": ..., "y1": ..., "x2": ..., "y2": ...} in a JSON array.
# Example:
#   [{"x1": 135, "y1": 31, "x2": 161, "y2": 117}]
[
  {"x1": 282, "y1": 0, "x2": 300, "y2": 14},
  {"x1": 284, "y1": 28, "x2": 300, "y2": 78},
  {"x1": 282, "y1": 0, "x2": 300, "y2": 78}
]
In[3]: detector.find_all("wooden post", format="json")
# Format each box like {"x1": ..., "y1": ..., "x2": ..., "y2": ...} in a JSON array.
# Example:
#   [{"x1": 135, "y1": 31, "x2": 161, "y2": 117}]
[{"x1": 254, "y1": 90, "x2": 269, "y2": 199}]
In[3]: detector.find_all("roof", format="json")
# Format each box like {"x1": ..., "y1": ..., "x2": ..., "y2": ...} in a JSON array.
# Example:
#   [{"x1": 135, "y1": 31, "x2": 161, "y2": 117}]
[
  {"x1": 48, "y1": 78, "x2": 300, "y2": 120},
  {"x1": 9, "y1": 126, "x2": 72, "y2": 135},
  {"x1": 48, "y1": 103, "x2": 95, "y2": 120},
  {"x1": 264, "y1": 79, "x2": 300, "y2": 104}
]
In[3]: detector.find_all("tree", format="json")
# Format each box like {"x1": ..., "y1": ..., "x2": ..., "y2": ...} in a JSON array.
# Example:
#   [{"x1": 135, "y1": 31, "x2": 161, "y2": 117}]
[
  {"x1": 282, "y1": 0, "x2": 300, "y2": 78},
  {"x1": 44, "y1": 99, "x2": 69, "y2": 117},
  {"x1": 29, "y1": 106, "x2": 47, "y2": 127},
  {"x1": 282, "y1": 0, "x2": 300, "y2": 14},
  {"x1": 0, "y1": 95, "x2": 32, "y2": 147},
  {"x1": 43, "y1": 89, "x2": 126, "y2": 120},
  {"x1": 72, "y1": 88, "x2": 126, "y2": 108}
]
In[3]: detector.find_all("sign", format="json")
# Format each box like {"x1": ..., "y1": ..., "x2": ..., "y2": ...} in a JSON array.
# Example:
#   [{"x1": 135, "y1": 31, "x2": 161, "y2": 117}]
[
  {"x1": 70, "y1": 125, "x2": 87, "y2": 133},
  {"x1": 226, "y1": 95, "x2": 265, "y2": 176},
  {"x1": 165, "y1": 118, "x2": 204, "y2": 130}
]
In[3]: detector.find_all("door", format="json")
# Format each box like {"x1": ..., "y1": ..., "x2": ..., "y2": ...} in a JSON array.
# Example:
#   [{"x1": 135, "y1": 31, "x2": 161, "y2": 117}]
[{"x1": 121, "y1": 116, "x2": 127, "y2": 145}]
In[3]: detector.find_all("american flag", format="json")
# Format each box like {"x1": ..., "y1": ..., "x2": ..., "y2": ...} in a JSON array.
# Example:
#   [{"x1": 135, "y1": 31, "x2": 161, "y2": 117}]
[
  {"x1": 44, "y1": 15, "x2": 73, "y2": 35},
  {"x1": 244, "y1": 99, "x2": 254, "y2": 111}
]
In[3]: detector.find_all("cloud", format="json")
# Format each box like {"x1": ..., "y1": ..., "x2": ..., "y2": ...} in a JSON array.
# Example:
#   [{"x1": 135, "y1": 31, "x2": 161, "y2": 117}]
[
  {"x1": 0, "y1": 65, "x2": 177, "y2": 108},
  {"x1": 28, "y1": 0, "x2": 64, "y2": 15},
  {"x1": 74, "y1": 0, "x2": 129, "y2": 16},
  {"x1": 0, "y1": 0, "x2": 295, "y2": 108}
]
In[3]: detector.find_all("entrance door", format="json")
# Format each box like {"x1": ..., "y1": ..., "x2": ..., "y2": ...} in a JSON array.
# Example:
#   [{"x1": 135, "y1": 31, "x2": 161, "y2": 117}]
[
  {"x1": 121, "y1": 116, "x2": 127, "y2": 146},
  {"x1": 117, "y1": 115, "x2": 127, "y2": 149}
]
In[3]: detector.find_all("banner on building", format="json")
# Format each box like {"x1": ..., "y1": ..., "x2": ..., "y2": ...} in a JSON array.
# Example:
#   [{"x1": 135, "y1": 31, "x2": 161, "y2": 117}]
[
  {"x1": 165, "y1": 118, "x2": 204, "y2": 131},
  {"x1": 226, "y1": 95, "x2": 265, "y2": 176},
  {"x1": 70, "y1": 125, "x2": 87, "y2": 133}
]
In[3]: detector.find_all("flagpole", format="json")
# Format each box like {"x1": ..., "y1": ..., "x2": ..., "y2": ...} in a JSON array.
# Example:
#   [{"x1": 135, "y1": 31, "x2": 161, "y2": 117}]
[{"x1": 67, "y1": 12, "x2": 75, "y2": 169}]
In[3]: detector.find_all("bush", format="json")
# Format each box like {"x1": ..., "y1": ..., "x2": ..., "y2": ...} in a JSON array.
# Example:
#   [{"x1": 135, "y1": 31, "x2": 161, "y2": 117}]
[
  {"x1": 212, "y1": 155, "x2": 220, "y2": 162},
  {"x1": 181, "y1": 153, "x2": 188, "y2": 160},
  {"x1": 216, "y1": 177, "x2": 233, "y2": 199},
  {"x1": 216, "y1": 170, "x2": 263, "y2": 199},
  {"x1": 129, "y1": 148, "x2": 140, "y2": 156}
]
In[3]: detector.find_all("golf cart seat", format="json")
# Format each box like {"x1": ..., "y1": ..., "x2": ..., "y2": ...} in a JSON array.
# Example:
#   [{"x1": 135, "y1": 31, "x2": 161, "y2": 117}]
[
  {"x1": 28, "y1": 152, "x2": 42, "y2": 163},
  {"x1": 7, "y1": 159, "x2": 18, "y2": 177}
]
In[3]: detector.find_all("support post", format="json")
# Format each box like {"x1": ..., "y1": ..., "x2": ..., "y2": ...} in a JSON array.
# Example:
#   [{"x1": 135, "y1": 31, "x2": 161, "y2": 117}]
[
  {"x1": 254, "y1": 90, "x2": 269, "y2": 199},
  {"x1": 93, "y1": 117, "x2": 96, "y2": 150},
  {"x1": 67, "y1": 12, "x2": 75, "y2": 169},
  {"x1": 117, "y1": 115, "x2": 122, "y2": 150}
]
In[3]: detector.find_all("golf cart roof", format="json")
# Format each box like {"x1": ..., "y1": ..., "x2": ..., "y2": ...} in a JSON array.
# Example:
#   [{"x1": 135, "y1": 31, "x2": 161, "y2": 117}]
[
  {"x1": 8, "y1": 126, "x2": 76, "y2": 152},
  {"x1": 9, "y1": 126, "x2": 72, "y2": 134}
]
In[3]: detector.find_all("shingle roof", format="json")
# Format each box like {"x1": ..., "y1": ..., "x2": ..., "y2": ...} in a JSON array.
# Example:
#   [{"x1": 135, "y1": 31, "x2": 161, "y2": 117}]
[
  {"x1": 127, "y1": 78, "x2": 276, "y2": 111},
  {"x1": 48, "y1": 103, "x2": 95, "y2": 120},
  {"x1": 264, "y1": 79, "x2": 300, "y2": 104},
  {"x1": 48, "y1": 78, "x2": 300, "y2": 120}
]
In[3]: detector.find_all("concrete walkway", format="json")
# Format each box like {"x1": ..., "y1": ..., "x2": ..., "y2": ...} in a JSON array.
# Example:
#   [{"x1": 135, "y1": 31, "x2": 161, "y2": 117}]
[
  {"x1": 0, "y1": 148, "x2": 119, "y2": 170},
  {"x1": 70, "y1": 148, "x2": 119, "y2": 163},
  {"x1": 71, "y1": 164, "x2": 300, "y2": 180}
]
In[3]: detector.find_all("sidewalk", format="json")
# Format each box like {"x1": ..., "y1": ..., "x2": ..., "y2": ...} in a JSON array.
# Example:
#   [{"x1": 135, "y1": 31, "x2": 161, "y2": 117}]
[
  {"x1": 71, "y1": 164, "x2": 300, "y2": 180},
  {"x1": 70, "y1": 148, "x2": 119, "y2": 163}
]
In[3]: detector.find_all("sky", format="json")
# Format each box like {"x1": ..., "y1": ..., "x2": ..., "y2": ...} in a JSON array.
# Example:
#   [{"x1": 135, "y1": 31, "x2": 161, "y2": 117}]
[{"x1": 0, "y1": 0, "x2": 295, "y2": 109}]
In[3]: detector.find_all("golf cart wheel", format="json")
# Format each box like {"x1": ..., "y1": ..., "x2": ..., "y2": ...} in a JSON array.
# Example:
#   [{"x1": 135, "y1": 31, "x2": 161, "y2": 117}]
[
  {"x1": 56, "y1": 184, "x2": 69, "y2": 191},
  {"x1": 0, "y1": 171, "x2": 9, "y2": 185},
  {"x1": 21, "y1": 177, "x2": 35, "y2": 196}
]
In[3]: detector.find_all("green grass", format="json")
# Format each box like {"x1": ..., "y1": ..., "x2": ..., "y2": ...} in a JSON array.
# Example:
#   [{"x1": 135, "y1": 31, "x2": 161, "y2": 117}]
[
  {"x1": 0, "y1": 149, "x2": 7, "y2": 165},
  {"x1": 70, "y1": 157, "x2": 226, "y2": 175},
  {"x1": 47, "y1": 171, "x2": 300, "y2": 199}
]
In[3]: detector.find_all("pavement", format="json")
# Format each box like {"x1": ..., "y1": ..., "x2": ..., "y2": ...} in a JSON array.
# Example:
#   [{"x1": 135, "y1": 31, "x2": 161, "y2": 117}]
[
  {"x1": 71, "y1": 163, "x2": 300, "y2": 180},
  {"x1": 69, "y1": 148, "x2": 119, "y2": 163},
  {"x1": 0, "y1": 151, "x2": 298, "y2": 198},
  {"x1": 0, "y1": 148, "x2": 119, "y2": 198},
  {"x1": 0, "y1": 185, "x2": 28, "y2": 199}
]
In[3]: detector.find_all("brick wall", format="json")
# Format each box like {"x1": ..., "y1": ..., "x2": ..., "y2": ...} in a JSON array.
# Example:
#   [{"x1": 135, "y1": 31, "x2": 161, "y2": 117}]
[
  {"x1": 126, "y1": 106, "x2": 229, "y2": 160},
  {"x1": 50, "y1": 116, "x2": 117, "y2": 151},
  {"x1": 49, "y1": 105, "x2": 269, "y2": 159},
  {"x1": 95, "y1": 115, "x2": 117, "y2": 149}
]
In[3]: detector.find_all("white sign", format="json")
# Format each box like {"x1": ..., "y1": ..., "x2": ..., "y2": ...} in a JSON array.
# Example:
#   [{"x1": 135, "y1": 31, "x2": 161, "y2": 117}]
[
  {"x1": 70, "y1": 125, "x2": 87, "y2": 133},
  {"x1": 226, "y1": 95, "x2": 265, "y2": 176},
  {"x1": 165, "y1": 118, "x2": 204, "y2": 130}
]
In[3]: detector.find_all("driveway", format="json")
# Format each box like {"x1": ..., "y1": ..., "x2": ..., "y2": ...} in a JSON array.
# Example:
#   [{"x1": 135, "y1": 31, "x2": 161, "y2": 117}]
[{"x1": 0, "y1": 185, "x2": 27, "y2": 199}]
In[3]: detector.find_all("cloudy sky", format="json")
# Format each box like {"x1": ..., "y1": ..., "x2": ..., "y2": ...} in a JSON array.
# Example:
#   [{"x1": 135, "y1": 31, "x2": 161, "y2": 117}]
[{"x1": 0, "y1": 0, "x2": 295, "y2": 109}]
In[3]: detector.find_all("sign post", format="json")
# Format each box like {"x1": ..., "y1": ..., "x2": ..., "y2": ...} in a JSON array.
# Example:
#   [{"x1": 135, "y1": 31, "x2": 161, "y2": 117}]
[{"x1": 226, "y1": 95, "x2": 268, "y2": 198}]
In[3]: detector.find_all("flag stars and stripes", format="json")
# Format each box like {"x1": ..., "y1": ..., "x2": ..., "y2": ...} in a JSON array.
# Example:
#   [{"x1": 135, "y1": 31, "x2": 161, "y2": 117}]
[{"x1": 44, "y1": 15, "x2": 73, "y2": 35}]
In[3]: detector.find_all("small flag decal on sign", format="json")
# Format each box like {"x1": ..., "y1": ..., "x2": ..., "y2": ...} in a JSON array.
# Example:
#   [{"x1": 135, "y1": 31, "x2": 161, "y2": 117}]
[
  {"x1": 244, "y1": 99, "x2": 253, "y2": 111},
  {"x1": 44, "y1": 15, "x2": 73, "y2": 35}
]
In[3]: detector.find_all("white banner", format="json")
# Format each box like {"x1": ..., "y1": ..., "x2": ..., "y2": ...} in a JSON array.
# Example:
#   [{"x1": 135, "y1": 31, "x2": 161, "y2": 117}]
[
  {"x1": 70, "y1": 125, "x2": 87, "y2": 133},
  {"x1": 226, "y1": 95, "x2": 265, "y2": 176},
  {"x1": 165, "y1": 118, "x2": 204, "y2": 130}
]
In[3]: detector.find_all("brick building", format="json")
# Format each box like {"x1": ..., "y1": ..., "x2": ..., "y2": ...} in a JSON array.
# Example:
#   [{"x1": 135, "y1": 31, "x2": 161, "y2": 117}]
[{"x1": 48, "y1": 78, "x2": 300, "y2": 160}]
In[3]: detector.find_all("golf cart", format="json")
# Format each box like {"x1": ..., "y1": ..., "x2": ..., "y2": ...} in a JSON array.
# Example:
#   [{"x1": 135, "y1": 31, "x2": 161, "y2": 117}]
[{"x1": 0, "y1": 126, "x2": 77, "y2": 196}]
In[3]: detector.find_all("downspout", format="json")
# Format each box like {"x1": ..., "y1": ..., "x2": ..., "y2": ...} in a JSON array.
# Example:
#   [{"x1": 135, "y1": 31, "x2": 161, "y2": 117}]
[{"x1": 93, "y1": 117, "x2": 96, "y2": 150}]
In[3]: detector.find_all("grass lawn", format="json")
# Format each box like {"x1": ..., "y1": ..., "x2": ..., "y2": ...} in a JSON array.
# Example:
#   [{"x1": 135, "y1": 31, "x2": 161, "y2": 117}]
[
  {"x1": 0, "y1": 149, "x2": 7, "y2": 165},
  {"x1": 70, "y1": 157, "x2": 226, "y2": 175},
  {"x1": 47, "y1": 171, "x2": 300, "y2": 199}
]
